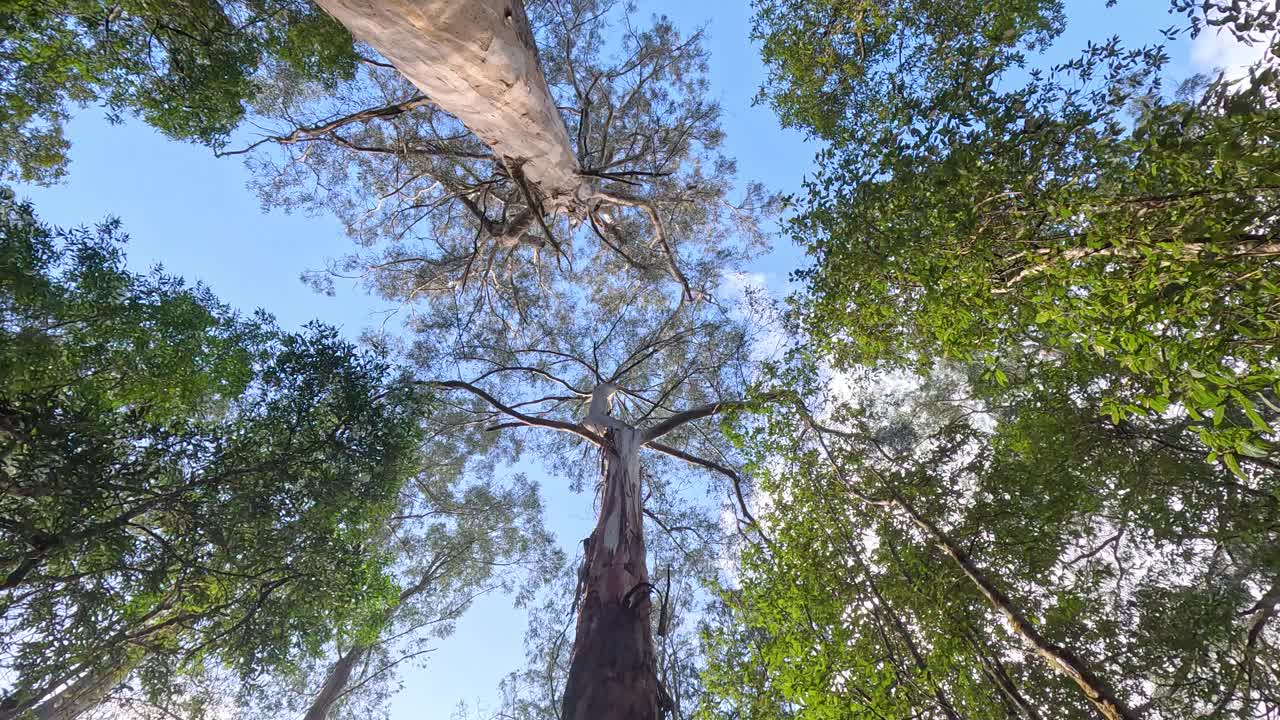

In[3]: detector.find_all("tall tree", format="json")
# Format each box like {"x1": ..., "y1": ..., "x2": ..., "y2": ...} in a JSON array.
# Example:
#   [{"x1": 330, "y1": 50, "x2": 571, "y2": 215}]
[
  {"x1": 0, "y1": 189, "x2": 431, "y2": 720},
  {"x1": 408, "y1": 281, "x2": 772, "y2": 720},
  {"x1": 223, "y1": 1, "x2": 776, "y2": 717}
]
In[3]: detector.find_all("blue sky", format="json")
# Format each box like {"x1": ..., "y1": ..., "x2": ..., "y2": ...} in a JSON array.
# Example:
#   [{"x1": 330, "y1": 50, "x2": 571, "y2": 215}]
[{"x1": 10, "y1": 0, "x2": 1266, "y2": 717}]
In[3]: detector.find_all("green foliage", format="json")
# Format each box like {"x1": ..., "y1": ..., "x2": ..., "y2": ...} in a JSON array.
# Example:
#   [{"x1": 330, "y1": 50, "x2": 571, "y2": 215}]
[
  {"x1": 0, "y1": 0, "x2": 360, "y2": 183},
  {"x1": 755, "y1": 0, "x2": 1280, "y2": 465},
  {"x1": 752, "y1": 0, "x2": 1066, "y2": 140},
  {"x1": 0, "y1": 188, "x2": 429, "y2": 718},
  {"x1": 702, "y1": 362, "x2": 1280, "y2": 719},
  {"x1": 720, "y1": 5, "x2": 1280, "y2": 714}
]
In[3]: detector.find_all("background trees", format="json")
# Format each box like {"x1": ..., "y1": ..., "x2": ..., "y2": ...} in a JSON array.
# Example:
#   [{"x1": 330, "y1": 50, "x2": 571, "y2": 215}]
[
  {"x1": 695, "y1": 2, "x2": 1280, "y2": 719},
  {"x1": 705, "y1": 358, "x2": 1279, "y2": 719},
  {"x1": 754, "y1": 0, "x2": 1280, "y2": 466},
  {"x1": 0, "y1": 0, "x2": 359, "y2": 183},
  {"x1": 0, "y1": 190, "x2": 546, "y2": 720}
]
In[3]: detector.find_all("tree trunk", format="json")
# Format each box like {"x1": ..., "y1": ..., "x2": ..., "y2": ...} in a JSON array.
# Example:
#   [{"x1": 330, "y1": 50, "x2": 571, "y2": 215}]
[
  {"x1": 561, "y1": 426, "x2": 660, "y2": 720},
  {"x1": 301, "y1": 557, "x2": 445, "y2": 720},
  {"x1": 891, "y1": 495, "x2": 1136, "y2": 720},
  {"x1": 310, "y1": 0, "x2": 585, "y2": 206},
  {"x1": 303, "y1": 645, "x2": 368, "y2": 720},
  {"x1": 30, "y1": 651, "x2": 140, "y2": 720}
]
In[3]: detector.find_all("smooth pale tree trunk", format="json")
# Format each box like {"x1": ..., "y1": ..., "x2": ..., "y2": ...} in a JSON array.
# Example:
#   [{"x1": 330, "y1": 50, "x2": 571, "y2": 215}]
[
  {"x1": 311, "y1": 0, "x2": 586, "y2": 207},
  {"x1": 560, "y1": 425, "x2": 660, "y2": 720}
]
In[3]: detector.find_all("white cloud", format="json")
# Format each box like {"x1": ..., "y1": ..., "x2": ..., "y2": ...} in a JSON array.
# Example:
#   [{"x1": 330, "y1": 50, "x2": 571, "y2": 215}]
[{"x1": 1190, "y1": 3, "x2": 1277, "y2": 81}]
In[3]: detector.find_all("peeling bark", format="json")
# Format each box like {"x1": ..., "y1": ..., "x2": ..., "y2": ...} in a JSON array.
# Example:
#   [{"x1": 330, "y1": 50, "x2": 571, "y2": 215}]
[
  {"x1": 427, "y1": 380, "x2": 756, "y2": 719},
  {"x1": 561, "y1": 425, "x2": 660, "y2": 720},
  {"x1": 311, "y1": 0, "x2": 586, "y2": 207}
]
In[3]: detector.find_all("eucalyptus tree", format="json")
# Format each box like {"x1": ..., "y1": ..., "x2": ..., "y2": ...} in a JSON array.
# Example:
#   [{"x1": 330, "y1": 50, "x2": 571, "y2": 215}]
[
  {"x1": 752, "y1": 0, "x2": 1280, "y2": 466},
  {"x1": 288, "y1": 0, "x2": 750, "y2": 304},
  {"x1": 235, "y1": 0, "x2": 767, "y2": 311},
  {"x1": 224, "y1": 2, "x2": 776, "y2": 717},
  {"x1": 0, "y1": 190, "x2": 432, "y2": 720},
  {"x1": 397, "y1": 271, "x2": 771, "y2": 720},
  {"x1": 702, "y1": 356, "x2": 1280, "y2": 720}
]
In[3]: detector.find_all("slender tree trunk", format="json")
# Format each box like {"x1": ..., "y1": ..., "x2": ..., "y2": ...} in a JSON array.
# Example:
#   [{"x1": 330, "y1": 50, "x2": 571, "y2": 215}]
[
  {"x1": 890, "y1": 495, "x2": 1136, "y2": 720},
  {"x1": 561, "y1": 426, "x2": 660, "y2": 720},
  {"x1": 303, "y1": 645, "x2": 368, "y2": 720},
  {"x1": 310, "y1": 0, "x2": 585, "y2": 205},
  {"x1": 29, "y1": 651, "x2": 140, "y2": 720},
  {"x1": 301, "y1": 555, "x2": 446, "y2": 720}
]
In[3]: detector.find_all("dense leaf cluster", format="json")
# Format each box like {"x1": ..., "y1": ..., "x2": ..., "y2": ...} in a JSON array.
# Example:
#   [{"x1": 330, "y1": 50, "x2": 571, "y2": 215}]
[
  {"x1": 0, "y1": 0, "x2": 358, "y2": 183},
  {"x1": 0, "y1": 189, "x2": 428, "y2": 719},
  {"x1": 756, "y1": 0, "x2": 1280, "y2": 467}
]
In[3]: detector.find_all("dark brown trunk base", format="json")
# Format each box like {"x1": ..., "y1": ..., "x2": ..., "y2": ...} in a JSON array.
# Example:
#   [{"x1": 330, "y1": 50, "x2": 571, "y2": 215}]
[{"x1": 561, "y1": 594, "x2": 660, "y2": 720}]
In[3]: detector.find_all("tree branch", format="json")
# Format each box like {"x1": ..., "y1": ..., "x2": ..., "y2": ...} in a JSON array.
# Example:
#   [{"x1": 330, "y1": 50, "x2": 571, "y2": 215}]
[
  {"x1": 642, "y1": 395, "x2": 775, "y2": 444},
  {"x1": 645, "y1": 441, "x2": 769, "y2": 548},
  {"x1": 425, "y1": 380, "x2": 600, "y2": 445},
  {"x1": 216, "y1": 95, "x2": 434, "y2": 157},
  {"x1": 590, "y1": 190, "x2": 700, "y2": 302}
]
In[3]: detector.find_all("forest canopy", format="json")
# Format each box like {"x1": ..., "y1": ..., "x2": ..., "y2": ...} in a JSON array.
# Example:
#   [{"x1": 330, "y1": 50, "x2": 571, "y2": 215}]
[{"x1": 1, "y1": 0, "x2": 1278, "y2": 720}]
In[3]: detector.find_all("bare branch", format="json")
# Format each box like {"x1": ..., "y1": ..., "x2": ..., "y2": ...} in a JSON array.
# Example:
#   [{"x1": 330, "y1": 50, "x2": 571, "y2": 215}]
[
  {"x1": 642, "y1": 395, "x2": 776, "y2": 444},
  {"x1": 425, "y1": 380, "x2": 600, "y2": 444},
  {"x1": 645, "y1": 441, "x2": 769, "y2": 547},
  {"x1": 217, "y1": 95, "x2": 435, "y2": 157},
  {"x1": 591, "y1": 189, "x2": 701, "y2": 302}
]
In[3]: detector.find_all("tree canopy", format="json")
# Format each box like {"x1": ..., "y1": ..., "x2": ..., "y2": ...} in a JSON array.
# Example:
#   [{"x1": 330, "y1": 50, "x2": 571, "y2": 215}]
[
  {"x1": 7, "y1": 0, "x2": 1280, "y2": 719},
  {"x1": 694, "y1": 2, "x2": 1280, "y2": 720},
  {"x1": 0, "y1": 189, "x2": 431, "y2": 719},
  {"x1": 753, "y1": 0, "x2": 1280, "y2": 467},
  {"x1": 0, "y1": 0, "x2": 359, "y2": 183}
]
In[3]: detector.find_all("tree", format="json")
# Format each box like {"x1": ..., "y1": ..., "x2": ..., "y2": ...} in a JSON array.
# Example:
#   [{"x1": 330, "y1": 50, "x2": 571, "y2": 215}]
[
  {"x1": 408, "y1": 281, "x2": 772, "y2": 720},
  {"x1": 0, "y1": 0, "x2": 360, "y2": 183},
  {"x1": 237, "y1": 0, "x2": 768, "y2": 310},
  {"x1": 753, "y1": 0, "x2": 1280, "y2": 467},
  {"x1": 221, "y1": 1, "x2": 777, "y2": 717},
  {"x1": 303, "y1": 0, "x2": 739, "y2": 299},
  {"x1": 0, "y1": 189, "x2": 432, "y2": 720},
  {"x1": 702, "y1": 357, "x2": 1279, "y2": 719}
]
